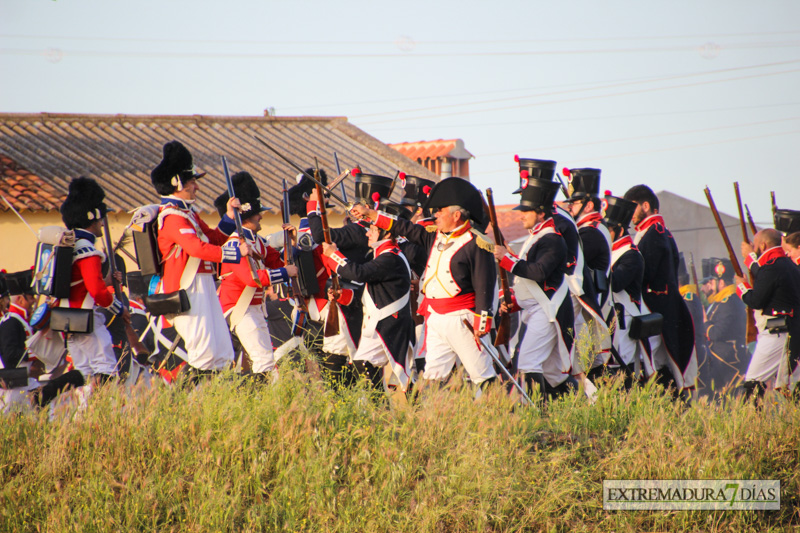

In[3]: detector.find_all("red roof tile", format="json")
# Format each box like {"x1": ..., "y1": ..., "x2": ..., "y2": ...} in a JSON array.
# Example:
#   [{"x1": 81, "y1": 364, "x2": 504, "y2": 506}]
[
  {"x1": 0, "y1": 113, "x2": 438, "y2": 213},
  {"x1": 494, "y1": 204, "x2": 529, "y2": 243},
  {"x1": 388, "y1": 139, "x2": 474, "y2": 162},
  {"x1": 0, "y1": 154, "x2": 67, "y2": 212}
]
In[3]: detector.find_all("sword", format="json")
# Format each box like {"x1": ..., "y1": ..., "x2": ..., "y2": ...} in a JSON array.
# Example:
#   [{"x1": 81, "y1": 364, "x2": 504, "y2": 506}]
[
  {"x1": 462, "y1": 319, "x2": 533, "y2": 405},
  {"x1": 252, "y1": 135, "x2": 350, "y2": 209}
]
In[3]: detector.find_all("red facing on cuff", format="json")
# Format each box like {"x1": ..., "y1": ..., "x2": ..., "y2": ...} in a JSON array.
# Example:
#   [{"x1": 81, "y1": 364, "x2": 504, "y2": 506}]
[
  {"x1": 337, "y1": 289, "x2": 354, "y2": 306},
  {"x1": 322, "y1": 250, "x2": 348, "y2": 274},
  {"x1": 374, "y1": 211, "x2": 396, "y2": 231},
  {"x1": 736, "y1": 281, "x2": 752, "y2": 298},
  {"x1": 744, "y1": 252, "x2": 757, "y2": 269},
  {"x1": 499, "y1": 253, "x2": 520, "y2": 272},
  {"x1": 472, "y1": 312, "x2": 493, "y2": 334}
]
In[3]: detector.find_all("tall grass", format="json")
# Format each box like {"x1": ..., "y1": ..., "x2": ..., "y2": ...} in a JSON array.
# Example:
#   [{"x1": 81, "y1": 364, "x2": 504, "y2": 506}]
[{"x1": 1, "y1": 367, "x2": 798, "y2": 532}]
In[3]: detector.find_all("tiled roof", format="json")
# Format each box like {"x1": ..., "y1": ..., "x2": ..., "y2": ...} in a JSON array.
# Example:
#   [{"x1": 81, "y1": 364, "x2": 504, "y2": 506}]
[
  {"x1": 494, "y1": 204, "x2": 529, "y2": 243},
  {"x1": 0, "y1": 113, "x2": 438, "y2": 213},
  {"x1": 0, "y1": 154, "x2": 67, "y2": 212},
  {"x1": 388, "y1": 139, "x2": 474, "y2": 162}
]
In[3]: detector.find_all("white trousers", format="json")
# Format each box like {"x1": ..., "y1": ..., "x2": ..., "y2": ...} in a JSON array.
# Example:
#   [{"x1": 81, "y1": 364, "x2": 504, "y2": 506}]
[
  {"x1": 318, "y1": 302, "x2": 356, "y2": 357},
  {"x1": 512, "y1": 304, "x2": 569, "y2": 387},
  {"x1": 746, "y1": 330, "x2": 787, "y2": 383},
  {"x1": 172, "y1": 274, "x2": 234, "y2": 371},
  {"x1": 234, "y1": 305, "x2": 276, "y2": 374},
  {"x1": 67, "y1": 308, "x2": 118, "y2": 378},
  {"x1": 422, "y1": 309, "x2": 496, "y2": 384},
  {"x1": 354, "y1": 330, "x2": 411, "y2": 391}
]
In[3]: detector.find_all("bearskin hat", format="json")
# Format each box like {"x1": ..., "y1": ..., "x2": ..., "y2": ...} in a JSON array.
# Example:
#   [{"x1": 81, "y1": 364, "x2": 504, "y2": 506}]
[
  {"x1": 150, "y1": 141, "x2": 205, "y2": 196},
  {"x1": 288, "y1": 168, "x2": 327, "y2": 217},
  {"x1": 60, "y1": 176, "x2": 108, "y2": 230},
  {"x1": 214, "y1": 171, "x2": 270, "y2": 220}
]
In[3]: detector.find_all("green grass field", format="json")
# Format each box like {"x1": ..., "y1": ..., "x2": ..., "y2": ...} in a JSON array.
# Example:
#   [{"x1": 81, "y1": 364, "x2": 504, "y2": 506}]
[{"x1": 1, "y1": 367, "x2": 798, "y2": 532}]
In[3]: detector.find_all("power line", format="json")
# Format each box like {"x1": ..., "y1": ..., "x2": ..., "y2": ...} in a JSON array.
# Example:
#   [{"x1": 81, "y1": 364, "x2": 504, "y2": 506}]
[{"x1": 356, "y1": 66, "x2": 800, "y2": 125}]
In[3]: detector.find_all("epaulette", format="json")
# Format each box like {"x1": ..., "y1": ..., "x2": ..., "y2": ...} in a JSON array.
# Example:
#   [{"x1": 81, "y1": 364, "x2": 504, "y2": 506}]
[
  {"x1": 425, "y1": 225, "x2": 438, "y2": 233},
  {"x1": 475, "y1": 236, "x2": 494, "y2": 253}
]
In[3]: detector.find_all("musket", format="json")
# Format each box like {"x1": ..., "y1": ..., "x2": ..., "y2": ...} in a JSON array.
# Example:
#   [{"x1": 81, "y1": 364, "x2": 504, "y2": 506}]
[
  {"x1": 771, "y1": 191, "x2": 777, "y2": 219},
  {"x1": 1, "y1": 194, "x2": 37, "y2": 237},
  {"x1": 100, "y1": 215, "x2": 148, "y2": 358},
  {"x1": 333, "y1": 152, "x2": 349, "y2": 206},
  {"x1": 704, "y1": 186, "x2": 760, "y2": 342},
  {"x1": 252, "y1": 135, "x2": 350, "y2": 209},
  {"x1": 745, "y1": 204, "x2": 758, "y2": 235},
  {"x1": 704, "y1": 187, "x2": 744, "y2": 277},
  {"x1": 485, "y1": 188, "x2": 513, "y2": 353},
  {"x1": 733, "y1": 183, "x2": 758, "y2": 344},
  {"x1": 221, "y1": 156, "x2": 262, "y2": 288},
  {"x1": 314, "y1": 157, "x2": 341, "y2": 336},
  {"x1": 281, "y1": 178, "x2": 309, "y2": 337},
  {"x1": 554, "y1": 173, "x2": 570, "y2": 200},
  {"x1": 687, "y1": 252, "x2": 706, "y2": 322}
]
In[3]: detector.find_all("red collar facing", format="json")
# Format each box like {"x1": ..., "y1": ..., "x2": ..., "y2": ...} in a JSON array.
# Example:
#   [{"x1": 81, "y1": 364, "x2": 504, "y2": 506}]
[{"x1": 635, "y1": 214, "x2": 665, "y2": 233}]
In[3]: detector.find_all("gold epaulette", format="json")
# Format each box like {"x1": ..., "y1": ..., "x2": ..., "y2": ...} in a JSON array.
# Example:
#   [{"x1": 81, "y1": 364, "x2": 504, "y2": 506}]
[
  {"x1": 475, "y1": 235, "x2": 495, "y2": 253},
  {"x1": 425, "y1": 225, "x2": 438, "y2": 233}
]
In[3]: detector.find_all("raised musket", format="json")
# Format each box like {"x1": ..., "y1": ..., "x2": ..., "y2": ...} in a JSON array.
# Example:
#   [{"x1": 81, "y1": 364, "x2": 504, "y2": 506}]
[
  {"x1": 281, "y1": 178, "x2": 309, "y2": 337},
  {"x1": 314, "y1": 157, "x2": 341, "y2": 337},
  {"x1": 221, "y1": 156, "x2": 262, "y2": 288},
  {"x1": 485, "y1": 188, "x2": 513, "y2": 353},
  {"x1": 733, "y1": 182, "x2": 758, "y2": 344}
]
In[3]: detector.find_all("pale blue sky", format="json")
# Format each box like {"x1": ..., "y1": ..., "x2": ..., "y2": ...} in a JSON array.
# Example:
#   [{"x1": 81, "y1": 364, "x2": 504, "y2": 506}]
[{"x1": 2, "y1": 0, "x2": 799, "y2": 224}]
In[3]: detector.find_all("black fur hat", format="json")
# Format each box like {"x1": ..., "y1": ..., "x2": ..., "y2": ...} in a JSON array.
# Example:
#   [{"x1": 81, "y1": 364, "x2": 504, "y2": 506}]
[
  {"x1": 60, "y1": 176, "x2": 108, "y2": 230},
  {"x1": 288, "y1": 168, "x2": 327, "y2": 217},
  {"x1": 214, "y1": 171, "x2": 271, "y2": 220},
  {"x1": 150, "y1": 141, "x2": 206, "y2": 196}
]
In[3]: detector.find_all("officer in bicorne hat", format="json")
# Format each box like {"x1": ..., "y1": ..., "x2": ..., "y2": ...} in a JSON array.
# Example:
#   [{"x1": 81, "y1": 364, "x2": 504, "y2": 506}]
[
  {"x1": 700, "y1": 257, "x2": 748, "y2": 395},
  {"x1": 562, "y1": 167, "x2": 613, "y2": 380},
  {"x1": 624, "y1": 184, "x2": 697, "y2": 395},
  {"x1": 493, "y1": 177, "x2": 574, "y2": 399},
  {"x1": 354, "y1": 177, "x2": 498, "y2": 388},
  {"x1": 599, "y1": 194, "x2": 650, "y2": 384},
  {"x1": 215, "y1": 171, "x2": 296, "y2": 381},
  {"x1": 150, "y1": 140, "x2": 247, "y2": 375},
  {"x1": 59, "y1": 177, "x2": 127, "y2": 384}
]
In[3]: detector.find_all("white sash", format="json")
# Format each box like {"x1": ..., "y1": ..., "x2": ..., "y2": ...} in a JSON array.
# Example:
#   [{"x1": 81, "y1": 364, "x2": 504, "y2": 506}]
[
  {"x1": 511, "y1": 226, "x2": 569, "y2": 322},
  {"x1": 361, "y1": 252, "x2": 411, "y2": 337},
  {"x1": 556, "y1": 205, "x2": 585, "y2": 296}
]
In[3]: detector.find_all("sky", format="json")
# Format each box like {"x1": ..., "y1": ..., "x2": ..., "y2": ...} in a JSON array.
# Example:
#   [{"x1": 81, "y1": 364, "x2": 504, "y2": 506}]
[{"x1": 2, "y1": 0, "x2": 799, "y2": 225}]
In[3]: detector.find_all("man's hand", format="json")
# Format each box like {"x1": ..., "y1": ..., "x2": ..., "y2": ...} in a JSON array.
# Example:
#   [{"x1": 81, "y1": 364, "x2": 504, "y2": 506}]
[
  {"x1": 308, "y1": 188, "x2": 320, "y2": 203},
  {"x1": 493, "y1": 245, "x2": 508, "y2": 262},
  {"x1": 734, "y1": 274, "x2": 747, "y2": 287},
  {"x1": 741, "y1": 241, "x2": 755, "y2": 258},
  {"x1": 350, "y1": 204, "x2": 374, "y2": 221},
  {"x1": 226, "y1": 197, "x2": 242, "y2": 220},
  {"x1": 238, "y1": 241, "x2": 251, "y2": 257},
  {"x1": 321, "y1": 242, "x2": 338, "y2": 257},
  {"x1": 328, "y1": 287, "x2": 342, "y2": 301},
  {"x1": 285, "y1": 265, "x2": 299, "y2": 278}
]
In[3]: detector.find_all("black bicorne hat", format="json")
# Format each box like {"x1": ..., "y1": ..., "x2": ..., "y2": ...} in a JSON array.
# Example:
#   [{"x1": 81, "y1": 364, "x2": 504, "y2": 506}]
[
  {"x1": 354, "y1": 171, "x2": 394, "y2": 206},
  {"x1": 5, "y1": 269, "x2": 34, "y2": 296},
  {"x1": 287, "y1": 168, "x2": 327, "y2": 217},
  {"x1": 601, "y1": 194, "x2": 637, "y2": 230},
  {"x1": 774, "y1": 209, "x2": 800, "y2": 235},
  {"x1": 512, "y1": 178, "x2": 560, "y2": 212},
  {"x1": 424, "y1": 177, "x2": 488, "y2": 229},
  {"x1": 399, "y1": 174, "x2": 436, "y2": 207},
  {"x1": 150, "y1": 141, "x2": 206, "y2": 196},
  {"x1": 513, "y1": 156, "x2": 557, "y2": 194},
  {"x1": 60, "y1": 176, "x2": 108, "y2": 230},
  {"x1": 565, "y1": 167, "x2": 601, "y2": 201},
  {"x1": 214, "y1": 171, "x2": 271, "y2": 221}
]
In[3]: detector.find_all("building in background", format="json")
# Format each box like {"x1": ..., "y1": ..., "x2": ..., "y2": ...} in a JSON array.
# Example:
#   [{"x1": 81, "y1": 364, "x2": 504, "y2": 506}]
[
  {"x1": 0, "y1": 113, "x2": 438, "y2": 271},
  {"x1": 388, "y1": 139, "x2": 473, "y2": 180}
]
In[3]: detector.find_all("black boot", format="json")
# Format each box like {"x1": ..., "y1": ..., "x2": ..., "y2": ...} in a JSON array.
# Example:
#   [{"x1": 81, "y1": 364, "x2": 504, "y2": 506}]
[
  {"x1": 319, "y1": 353, "x2": 357, "y2": 390},
  {"x1": 34, "y1": 370, "x2": 86, "y2": 408},
  {"x1": 743, "y1": 380, "x2": 766, "y2": 405},
  {"x1": 524, "y1": 372, "x2": 548, "y2": 401},
  {"x1": 353, "y1": 361, "x2": 384, "y2": 390},
  {"x1": 93, "y1": 373, "x2": 116, "y2": 386}
]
